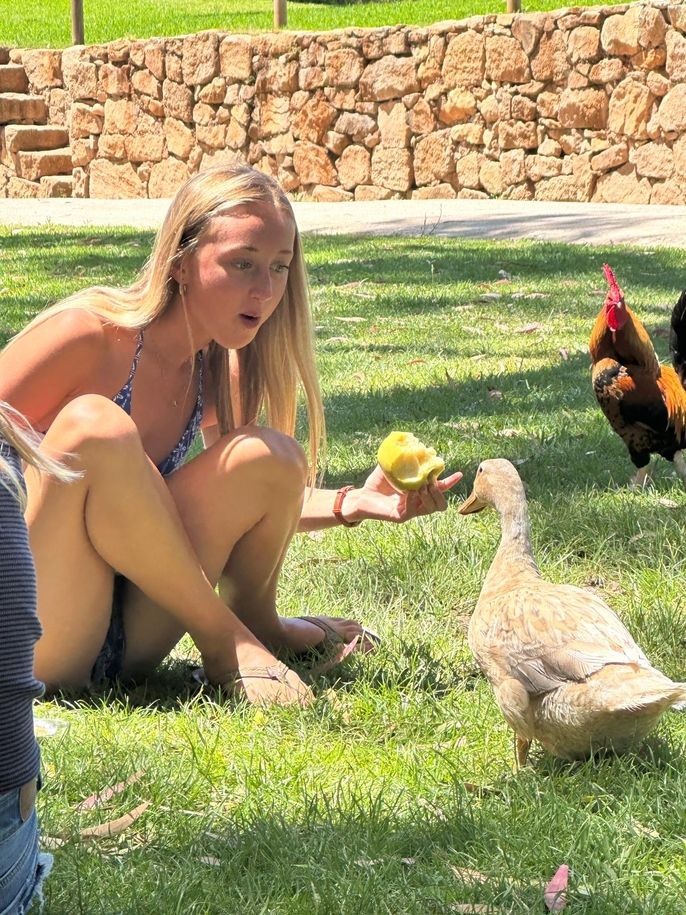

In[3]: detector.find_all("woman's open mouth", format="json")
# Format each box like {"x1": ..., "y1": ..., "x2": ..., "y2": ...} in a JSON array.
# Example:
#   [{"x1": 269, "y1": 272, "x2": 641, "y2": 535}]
[{"x1": 239, "y1": 313, "x2": 260, "y2": 327}]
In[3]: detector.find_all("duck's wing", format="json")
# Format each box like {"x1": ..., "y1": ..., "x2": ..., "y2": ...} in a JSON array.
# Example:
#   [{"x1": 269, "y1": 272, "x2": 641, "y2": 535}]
[{"x1": 474, "y1": 582, "x2": 650, "y2": 696}]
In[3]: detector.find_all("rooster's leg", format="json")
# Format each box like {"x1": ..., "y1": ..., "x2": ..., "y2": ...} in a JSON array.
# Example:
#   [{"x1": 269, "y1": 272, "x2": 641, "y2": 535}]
[
  {"x1": 516, "y1": 736, "x2": 531, "y2": 768},
  {"x1": 630, "y1": 465, "x2": 651, "y2": 489},
  {"x1": 673, "y1": 451, "x2": 686, "y2": 489}
]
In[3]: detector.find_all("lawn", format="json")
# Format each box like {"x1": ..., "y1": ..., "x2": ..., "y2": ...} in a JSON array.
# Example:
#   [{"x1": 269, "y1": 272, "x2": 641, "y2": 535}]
[
  {"x1": 8, "y1": 0, "x2": 628, "y2": 48},
  {"x1": 2, "y1": 228, "x2": 686, "y2": 914}
]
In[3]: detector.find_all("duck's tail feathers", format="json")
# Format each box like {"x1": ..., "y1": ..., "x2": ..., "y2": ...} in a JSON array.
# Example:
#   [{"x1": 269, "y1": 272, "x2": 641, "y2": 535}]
[
  {"x1": 669, "y1": 290, "x2": 686, "y2": 387},
  {"x1": 670, "y1": 684, "x2": 686, "y2": 711},
  {"x1": 604, "y1": 666, "x2": 686, "y2": 714}
]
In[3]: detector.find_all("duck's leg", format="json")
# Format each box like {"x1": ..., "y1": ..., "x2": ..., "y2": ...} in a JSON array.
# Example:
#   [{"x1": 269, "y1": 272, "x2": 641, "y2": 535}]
[{"x1": 673, "y1": 450, "x2": 686, "y2": 489}]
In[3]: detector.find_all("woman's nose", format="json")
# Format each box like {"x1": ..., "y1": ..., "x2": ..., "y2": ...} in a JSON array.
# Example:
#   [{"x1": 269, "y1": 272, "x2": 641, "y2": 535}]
[{"x1": 250, "y1": 270, "x2": 272, "y2": 302}]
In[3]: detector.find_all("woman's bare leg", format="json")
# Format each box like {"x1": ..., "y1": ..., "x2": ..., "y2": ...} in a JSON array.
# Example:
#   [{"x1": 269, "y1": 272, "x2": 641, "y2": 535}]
[
  {"x1": 27, "y1": 396, "x2": 306, "y2": 703},
  {"x1": 121, "y1": 426, "x2": 366, "y2": 674}
]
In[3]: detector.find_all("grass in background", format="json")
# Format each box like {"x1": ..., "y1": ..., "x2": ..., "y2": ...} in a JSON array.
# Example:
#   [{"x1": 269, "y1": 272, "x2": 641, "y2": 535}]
[
  {"x1": 2, "y1": 228, "x2": 686, "y2": 913},
  {"x1": 7, "y1": 0, "x2": 629, "y2": 48}
]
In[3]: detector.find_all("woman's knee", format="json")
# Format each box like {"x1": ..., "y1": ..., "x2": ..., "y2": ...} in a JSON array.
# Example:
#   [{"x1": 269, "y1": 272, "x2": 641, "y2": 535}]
[
  {"x1": 217, "y1": 426, "x2": 308, "y2": 492},
  {"x1": 48, "y1": 395, "x2": 140, "y2": 454}
]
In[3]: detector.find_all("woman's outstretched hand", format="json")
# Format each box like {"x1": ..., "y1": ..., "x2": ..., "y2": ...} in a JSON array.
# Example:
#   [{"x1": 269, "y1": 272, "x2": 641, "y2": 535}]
[{"x1": 347, "y1": 465, "x2": 463, "y2": 524}]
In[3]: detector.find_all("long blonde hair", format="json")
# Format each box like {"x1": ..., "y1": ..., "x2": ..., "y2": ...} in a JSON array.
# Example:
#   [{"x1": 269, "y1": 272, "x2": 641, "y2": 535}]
[
  {"x1": 0, "y1": 402, "x2": 78, "y2": 507},
  {"x1": 17, "y1": 165, "x2": 325, "y2": 482}
]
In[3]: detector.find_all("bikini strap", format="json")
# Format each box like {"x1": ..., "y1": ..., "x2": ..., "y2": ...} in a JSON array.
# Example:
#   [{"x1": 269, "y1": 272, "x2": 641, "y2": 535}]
[{"x1": 124, "y1": 329, "x2": 145, "y2": 387}]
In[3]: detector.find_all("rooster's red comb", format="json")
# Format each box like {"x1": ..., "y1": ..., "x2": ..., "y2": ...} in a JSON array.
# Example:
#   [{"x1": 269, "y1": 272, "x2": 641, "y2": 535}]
[{"x1": 602, "y1": 263, "x2": 621, "y2": 299}]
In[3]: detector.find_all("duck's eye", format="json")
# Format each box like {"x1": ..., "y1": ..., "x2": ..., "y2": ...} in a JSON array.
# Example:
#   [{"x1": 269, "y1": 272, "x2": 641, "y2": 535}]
[{"x1": 478, "y1": 467, "x2": 483, "y2": 474}]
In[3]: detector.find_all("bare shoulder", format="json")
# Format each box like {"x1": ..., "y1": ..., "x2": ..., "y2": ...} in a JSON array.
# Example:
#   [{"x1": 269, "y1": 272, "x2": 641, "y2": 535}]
[{"x1": 32, "y1": 307, "x2": 108, "y2": 351}]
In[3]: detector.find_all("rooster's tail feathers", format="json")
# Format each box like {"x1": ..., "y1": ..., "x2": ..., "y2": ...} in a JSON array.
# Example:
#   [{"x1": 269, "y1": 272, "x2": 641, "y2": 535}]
[{"x1": 669, "y1": 289, "x2": 686, "y2": 387}]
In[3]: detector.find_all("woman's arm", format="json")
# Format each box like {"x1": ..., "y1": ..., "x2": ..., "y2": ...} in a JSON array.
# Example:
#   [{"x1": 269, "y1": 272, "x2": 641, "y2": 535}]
[
  {"x1": 0, "y1": 311, "x2": 106, "y2": 429},
  {"x1": 299, "y1": 466, "x2": 463, "y2": 532}
]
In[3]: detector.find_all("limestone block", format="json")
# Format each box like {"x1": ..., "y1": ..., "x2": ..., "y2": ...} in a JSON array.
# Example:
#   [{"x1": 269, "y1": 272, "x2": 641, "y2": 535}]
[
  {"x1": 450, "y1": 123, "x2": 485, "y2": 145},
  {"x1": 414, "y1": 129, "x2": 454, "y2": 184},
  {"x1": 589, "y1": 58, "x2": 625, "y2": 83},
  {"x1": 49, "y1": 88, "x2": 68, "y2": 126},
  {"x1": 438, "y1": 88, "x2": 477, "y2": 126},
  {"x1": 125, "y1": 127, "x2": 166, "y2": 163},
  {"x1": 502, "y1": 182, "x2": 534, "y2": 200},
  {"x1": 590, "y1": 142, "x2": 629, "y2": 172},
  {"x1": 225, "y1": 118, "x2": 247, "y2": 149},
  {"x1": 379, "y1": 101, "x2": 411, "y2": 147},
  {"x1": 525, "y1": 154, "x2": 564, "y2": 181},
  {"x1": 442, "y1": 31, "x2": 485, "y2": 88},
  {"x1": 608, "y1": 79, "x2": 654, "y2": 138},
  {"x1": 325, "y1": 48, "x2": 364, "y2": 88},
  {"x1": 651, "y1": 178, "x2": 686, "y2": 205},
  {"x1": 666, "y1": 29, "x2": 686, "y2": 80},
  {"x1": 299, "y1": 67, "x2": 325, "y2": 91},
  {"x1": 359, "y1": 56, "x2": 419, "y2": 102},
  {"x1": 196, "y1": 123, "x2": 227, "y2": 149},
  {"x1": 632, "y1": 141, "x2": 674, "y2": 178},
  {"x1": 324, "y1": 130, "x2": 349, "y2": 156},
  {"x1": 631, "y1": 47, "x2": 667, "y2": 70},
  {"x1": 480, "y1": 95, "x2": 500, "y2": 124},
  {"x1": 568, "y1": 26, "x2": 601, "y2": 62},
  {"x1": 674, "y1": 133, "x2": 686, "y2": 175},
  {"x1": 670, "y1": 5, "x2": 686, "y2": 34},
  {"x1": 259, "y1": 95, "x2": 290, "y2": 137},
  {"x1": 334, "y1": 112, "x2": 376, "y2": 142},
  {"x1": 104, "y1": 98, "x2": 139, "y2": 134},
  {"x1": 593, "y1": 163, "x2": 651, "y2": 203},
  {"x1": 292, "y1": 142, "x2": 337, "y2": 186},
  {"x1": 258, "y1": 59, "x2": 298, "y2": 95},
  {"x1": 657, "y1": 83, "x2": 686, "y2": 132},
  {"x1": 310, "y1": 185, "x2": 353, "y2": 202},
  {"x1": 70, "y1": 136, "x2": 97, "y2": 167},
  {"x1": 354, "y1": 185, "x2": 398, "y2": 200},
  {"x1": 198, "y1": 147, "x2": 242, "y2": 171},
  {"x1": 262, "y1": 131, "x2": 294, "y2": 156},
  {"x1": 500, "y1": 147, "x2": 526, "y2": 184},
  {"x1": 163, "y1": 80, "x2": 193, "y2": 122},
  {"x1": 511, "y1": 95, "x2": 537, "y2": 121},
  {"x1": 480, "y1": 159, "x2": 504, "y2": 195},
  {"x1": 558, "y1": 88, "x2": 608, "y2": 129},
  {"x1": 166, "y1": 54, "x2": 183, "y2": 83},
  {"x1": 458, "y1": 188, "x2": 489, "y2": 200},
  {"x1": 535, "y1": 174, "x2": 593, "y2": 201},
  {"x1": 646, "y1": 71, "x2": 670, "y2": 96},
  {"x1": 183, "y1": 33, "x2": 219, "y2": 86},
  {"x1": 98, "y1": 134, "x2": 126, "y2": 158},
  {"x1": 601, "y1": 6, "x2": 664, "y2": 56},
  {"x1": 336, "y1": 143, "x2": 371, "y2": 189},
  {"x1": 7, "y1": 177, "x2": 40, "y2": 198},
  {"x1": 144, "y1": 43, "x2": 165, "y2": 81},
  {"x1": 486, "y1": 36, "x2": 530, "y2": 83},
  {"x1": 408, "y1": 98, "x2": 436, "y2": 135},
  {"x1": 140, "y1": 97, "x2": 165, "y2": 118},
  {"x1": 62, "y1": 50, "x2": 98, "y2": 100},
  {"x1": 292, "y1": 95, "x2": 337, "y2": 144},
  {"x1": 412, "y1": 183, "x2": 456, "y2": 199},
  {"x1": 38, "y1": 175, "x2": 73, "y2": 198},
  {"x1": 108, "y1": 41, "x2": 131, "y2": 64},
  {"x1": 325, "y1": 88, "x2": 356, "y2": 110},
  {"x1": 16, "y1": 147, "x2": 71, "y2": 180},
  {"x1": 22, "y1": 50, "x2": 62, "y2": 89},
  {"x1": 498, "y1": 120, "x2": 538, "y2": 150},
  {"x1": 531, "y1": 31, "x2": 568, "y2": 83},
  {"x1": 511, "y1": 17, "x2": 543, "y2": 55},
  {"x1": 455, "y1": 151, "x2": 483, "y2": 189},
  {"x1": 220, "y1": 36, "x2": 253, "y2": 83},
  {"x1": 100, "y1": 63, "x2": 131, "y2": 97},
  {"x1": 89, "y1": 159, "x2": 146, "y2": 197},
  {"x1": 148, "y1": 157, "x2": 189, "y2": 197},
  {"x1": 371, "y1": 146, "x2": 413, "y2": 191},
  {"x1": 539, "y1": 138, "x2": 562, "y2": 157},
  {"x1": 70, "y1": 102, "x2": 104, "y2": 138},
  {"x1": 131, "y1": 69, "x2": 161, "y2": 99}
]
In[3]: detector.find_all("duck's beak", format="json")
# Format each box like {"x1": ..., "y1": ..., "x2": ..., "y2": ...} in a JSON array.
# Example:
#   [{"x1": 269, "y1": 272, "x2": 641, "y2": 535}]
[{"x1": 458, "y1": 491, "x2": 488, "y2": 514}]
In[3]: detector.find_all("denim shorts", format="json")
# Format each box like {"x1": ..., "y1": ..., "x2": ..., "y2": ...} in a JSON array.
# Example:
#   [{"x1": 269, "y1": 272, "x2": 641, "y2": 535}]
[{"x1": 0, "y1": 785, "x2": 52, "y2": 915}]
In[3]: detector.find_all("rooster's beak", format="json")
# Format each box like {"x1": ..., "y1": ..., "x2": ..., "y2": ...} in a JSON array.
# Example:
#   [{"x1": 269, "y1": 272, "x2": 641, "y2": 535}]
[{"x1": 458, "y1": 491, "x2": 488, "y2": 515}]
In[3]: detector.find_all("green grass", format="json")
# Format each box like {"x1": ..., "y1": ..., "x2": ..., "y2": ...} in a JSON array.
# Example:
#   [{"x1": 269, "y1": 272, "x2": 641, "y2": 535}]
[
  {"x1": 8, "y1": 0, "x2": 629, "y2": 49},
  {"x1": 2, "y1": 229, "x2": 686, "y2": 913}
]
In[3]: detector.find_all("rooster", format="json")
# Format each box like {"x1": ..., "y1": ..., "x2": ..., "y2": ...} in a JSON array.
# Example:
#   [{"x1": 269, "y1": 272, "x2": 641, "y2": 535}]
[{"x1": 589, "y1": 265, "x2": 686, "y2": 488}]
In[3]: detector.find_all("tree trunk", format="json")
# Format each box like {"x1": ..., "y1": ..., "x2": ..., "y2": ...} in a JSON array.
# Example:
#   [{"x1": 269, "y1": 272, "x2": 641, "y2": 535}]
[
  {"x1": 273, "y1": 0, "x2": 287, "y2": 28},
  {"x1": 71, "y1": 0, "x2": 85, "y2": 45}
]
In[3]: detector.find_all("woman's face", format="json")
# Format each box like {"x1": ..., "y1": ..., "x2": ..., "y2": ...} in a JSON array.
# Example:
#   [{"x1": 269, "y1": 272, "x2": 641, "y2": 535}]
[{"x1": 180, "y1": 201, "x2": 296, "y2": 350}]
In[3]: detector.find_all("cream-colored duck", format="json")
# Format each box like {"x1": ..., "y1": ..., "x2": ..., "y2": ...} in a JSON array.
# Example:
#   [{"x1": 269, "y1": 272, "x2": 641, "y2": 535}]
[{"x1": 459, "y1": 459, "x2": 686, "y2": 763}]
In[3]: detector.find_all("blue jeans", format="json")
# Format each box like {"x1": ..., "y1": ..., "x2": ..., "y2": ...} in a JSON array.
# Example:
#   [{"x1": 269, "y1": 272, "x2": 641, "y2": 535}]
[{"x1": 0, "y1": 785, "x2": 52, "y2": 915}]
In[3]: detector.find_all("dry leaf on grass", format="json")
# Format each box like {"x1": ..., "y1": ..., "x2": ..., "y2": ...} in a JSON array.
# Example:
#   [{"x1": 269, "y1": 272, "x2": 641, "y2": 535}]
[
  {"x1": 658, "y1": 498, "x2": 679, "y2": 509},
  {"x1": 544, "y1": 863, "x2": 569, "y2": 911},
  {"x1": 199, "y1": 856, "x2": 221, "y2": 867},
  {"x1": 448, "y1": 905, "x2": 501, "y2": 913},
  {"x1": 333, "y1": 316, "x2": 366, "y2": 323},
  {"x1": 515, "y1": 322, "x2": 544, "y2": 334},
  {"x1": 79, "y1": 801, "x2": 150, "y2": 840},
  {"x1": 76, "y1": 771, "x2": 146, "y2": 812},
  {"x1": 324, "y1": 336, "x2": 350, "y2": 344},
  {"x1": 449, "y1": 866, "x2": 490, "y2": 884},
  {"x1": 495, "y1": 428, "x2": 519, "y2": 438},
  {"x1": 488, "y1": 389, "x2": 503, "y2": 400},
  {"x1": 407, "y1": 358, "x2": 427, "y2": 365},
  {"x1": 559, "y1": 348, "x2": 569, "y2": 361},
  {"x1": 479, "y1": 293, "x2": 502, "y2": 301}
]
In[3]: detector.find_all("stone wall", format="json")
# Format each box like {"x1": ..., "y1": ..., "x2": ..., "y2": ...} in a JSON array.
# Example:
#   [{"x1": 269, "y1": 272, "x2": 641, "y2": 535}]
[{"x1": 4, "y1": 1, "x2": 686, "y2": 202}]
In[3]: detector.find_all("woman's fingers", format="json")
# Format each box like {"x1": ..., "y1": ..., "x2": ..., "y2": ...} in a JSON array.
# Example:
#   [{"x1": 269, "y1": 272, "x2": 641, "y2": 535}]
[{"x1": 437, "y1": 471, "x2": 463, "y2": 492}]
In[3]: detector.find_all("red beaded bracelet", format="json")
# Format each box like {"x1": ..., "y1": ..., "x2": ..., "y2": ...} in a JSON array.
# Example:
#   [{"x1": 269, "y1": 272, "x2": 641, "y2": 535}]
[{"x1": 333, "y1": 485, "x2": 361, "y2": 527}]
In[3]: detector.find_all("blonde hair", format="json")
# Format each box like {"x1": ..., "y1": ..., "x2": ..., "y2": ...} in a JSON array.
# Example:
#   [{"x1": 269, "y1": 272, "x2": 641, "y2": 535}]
[
  {"x1": 17, "y1": 165, "x2": 325, "y2": 483},
  {"x1": 0, "y1": 402, "x2": 78, "y2": 507}
]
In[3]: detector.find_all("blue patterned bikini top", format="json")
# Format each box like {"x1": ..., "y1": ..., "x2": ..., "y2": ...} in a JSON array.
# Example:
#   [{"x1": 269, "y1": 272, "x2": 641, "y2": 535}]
[{"x1": 112, "y1": 329, "x2": 204, "y2": 477}]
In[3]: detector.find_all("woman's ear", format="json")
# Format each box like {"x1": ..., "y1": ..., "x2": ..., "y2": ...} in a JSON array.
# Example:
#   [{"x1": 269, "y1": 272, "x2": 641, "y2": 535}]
[{"x1": 171, "y1": 251, "x2": 189, "y2": 286}]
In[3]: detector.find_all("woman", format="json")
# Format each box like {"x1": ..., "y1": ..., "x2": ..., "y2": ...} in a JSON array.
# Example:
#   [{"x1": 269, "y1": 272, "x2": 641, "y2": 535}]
[
  {"x1": 0, "y1": 165, "x2": 461, "y2": 706},
  {"x1": 0, "y1": 403, "x2": 76, "y2": 913}
]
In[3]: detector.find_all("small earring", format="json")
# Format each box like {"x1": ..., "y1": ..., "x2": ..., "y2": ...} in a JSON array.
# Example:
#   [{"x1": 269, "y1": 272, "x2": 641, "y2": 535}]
[{"x1": 181, "y1": 282, "x2": 188, "y2": 296}]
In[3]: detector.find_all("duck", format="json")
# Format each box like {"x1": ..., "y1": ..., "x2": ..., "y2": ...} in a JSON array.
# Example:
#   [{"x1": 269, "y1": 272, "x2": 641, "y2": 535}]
[{"x1": 458, "y1": 458, "x2": 686, "y2": 763}]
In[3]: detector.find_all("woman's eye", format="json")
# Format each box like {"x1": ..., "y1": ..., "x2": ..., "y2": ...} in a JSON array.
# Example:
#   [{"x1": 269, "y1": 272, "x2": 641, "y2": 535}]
[
  {"x1": 272, "y1": 263, "x2": 290, "y2": 274},
  {"x1": 233, "y1": 260, "x2": 252, "y2": 270}
]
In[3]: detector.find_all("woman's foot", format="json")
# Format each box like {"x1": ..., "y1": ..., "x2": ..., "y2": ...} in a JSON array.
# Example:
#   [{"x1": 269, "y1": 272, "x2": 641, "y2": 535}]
[
  {"x1": 277, "y1": 615, "x2": 380, "y2": 654},
  {"x1": 202, "y1": 644, "x2": 313, "y2": 706}
]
